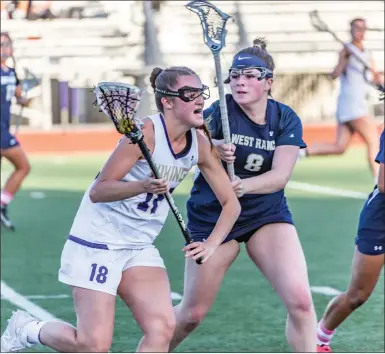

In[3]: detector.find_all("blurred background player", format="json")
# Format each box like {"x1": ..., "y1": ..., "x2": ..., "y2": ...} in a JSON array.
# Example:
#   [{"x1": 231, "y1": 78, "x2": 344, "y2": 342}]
[
  {"x1": 0, "y1": 31, "x2": 31, "y2": 230},
  {"x1": 0, "y1": 66, "x2": 240, "y2": 353},
  {"x1": 316, "y1": 127, "x2": 384, "y2": 353},
  {"x1": 301, "y1": 18, "x2": 384, "y2": 180},
  {"x1": 167, "y1": 38, "x2": 317, "y2": 353}
]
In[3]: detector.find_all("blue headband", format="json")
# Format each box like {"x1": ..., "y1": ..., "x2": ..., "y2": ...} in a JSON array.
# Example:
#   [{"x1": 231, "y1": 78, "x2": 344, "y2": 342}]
[{"x1": 230, "y1": 54, "x2": 269, "y2": 70}]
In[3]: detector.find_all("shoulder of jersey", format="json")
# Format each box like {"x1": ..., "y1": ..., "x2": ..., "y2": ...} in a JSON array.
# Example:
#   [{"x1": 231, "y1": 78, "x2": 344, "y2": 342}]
[{"x1": 272, "y1": 99, "x2": 294, "y2": 116}]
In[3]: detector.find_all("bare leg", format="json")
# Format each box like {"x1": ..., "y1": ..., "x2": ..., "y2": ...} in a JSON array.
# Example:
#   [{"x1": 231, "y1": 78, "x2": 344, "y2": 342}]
[
  {"x1": 39, "y1": 287, "x2": 116, "y2": 352},
  {"x1": 169, "y1": 240, "x2": 240, "y2": 352},
  {"x1": 321, "y1": 248, "x2": 384, "y2": 331},
  {"x1": 246, "y1": 223, "x2": 317, "y2": 352},
  {"x1": 118, "y1": 266, "x2": 176, "y2": 353},
  {"x1": 306, "y1": 123, "x2": 353, "y2": 156},
  {"x1": 348, "y1": 116, "x2": 380, "y2": 179},
  {"x1": 1, "y1": 146, "x2": 30, "y2": 195}
]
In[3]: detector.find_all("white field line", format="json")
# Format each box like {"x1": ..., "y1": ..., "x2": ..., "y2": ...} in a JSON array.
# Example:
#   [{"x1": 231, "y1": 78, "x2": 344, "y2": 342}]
[
  {"x1": 310, "y1": 286, "x2": 342, "y2": 296},
  {"x1": 171, "y1": 292, "x2": 182, "y2": 300},
  {"x1": 1, "y1": 281, "x2": 59, "y2": 321},
  {"x1": 1, "y1": 285, "x2": 182, "y2": 302},
  {"x1": 1, "y1": 294, "x2": 70, "y2": 300},
  {"x1": 287, "y1": 181, "x2": 367, "y2": 199}
]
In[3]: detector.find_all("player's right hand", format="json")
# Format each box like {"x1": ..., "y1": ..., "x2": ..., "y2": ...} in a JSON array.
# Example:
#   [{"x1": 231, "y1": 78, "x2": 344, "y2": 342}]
[
  {"x1": 143, "y1": 178, "x2": 169, "y2": 194},
  {"x1": 231, "y1": 176, "x2": 245, "y2": 198},
  {"x1": 217, "y1": 140, "x2": 236, "y2": 163},
  {"x1": 183, "y1": 240, "x2": 218, "y2": 263}
]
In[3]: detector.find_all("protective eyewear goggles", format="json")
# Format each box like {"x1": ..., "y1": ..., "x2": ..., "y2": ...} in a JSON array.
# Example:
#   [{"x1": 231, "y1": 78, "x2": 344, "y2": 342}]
[
  {"x1": 228, "y1": 67, "x2": 274, "y2": 81},
  {"x1": 155, "y1": 85, "x2": 210, "y2": 102}
]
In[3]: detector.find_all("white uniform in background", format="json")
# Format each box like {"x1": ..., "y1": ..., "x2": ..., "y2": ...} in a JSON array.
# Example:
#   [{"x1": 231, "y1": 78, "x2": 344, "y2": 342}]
[
  {"x1": 59, "y1": 113, "x2": 199, "y2": 295},
  {"x1": 336, "y1": 43, "x2": 372, "y2": 123}
]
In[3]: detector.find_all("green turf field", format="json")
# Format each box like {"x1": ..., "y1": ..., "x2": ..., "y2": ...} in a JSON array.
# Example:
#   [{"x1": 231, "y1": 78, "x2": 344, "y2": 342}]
[{"x1": 1, "y1": 147, "x2": 384, "y2": 352}]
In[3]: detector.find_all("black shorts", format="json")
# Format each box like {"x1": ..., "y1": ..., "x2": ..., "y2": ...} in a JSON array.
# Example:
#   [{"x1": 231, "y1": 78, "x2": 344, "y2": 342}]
[
  {"x1": 189, "y1": 212, "x2": 294, "y2": 244},
  {"x1": 1, "y1": 130, "x2": 19, "y2": 150},
  {"x1": 354, "y1": 188, "x2": 385, "y2": 256}
]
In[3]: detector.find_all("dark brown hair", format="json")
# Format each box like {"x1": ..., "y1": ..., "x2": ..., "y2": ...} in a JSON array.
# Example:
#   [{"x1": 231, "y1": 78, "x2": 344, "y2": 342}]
[
  {"x1": 350, "y1": 18, "x2": 366, "y2": 27},
  {"x1": 149, "y1": 66, "x2": 215, "y2": 150}
]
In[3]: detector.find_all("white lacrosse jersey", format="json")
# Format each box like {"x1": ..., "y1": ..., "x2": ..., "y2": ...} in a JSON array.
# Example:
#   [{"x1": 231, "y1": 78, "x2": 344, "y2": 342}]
[
  {"x1": 69, "y1": 113, "x2": 199, "y2": 249},
  {"x1": 336, "y1": 43, "x2": 372, "y2": 122},
  {"x1": 339, "y1": 43, "x2": 372, "y2": 98}
]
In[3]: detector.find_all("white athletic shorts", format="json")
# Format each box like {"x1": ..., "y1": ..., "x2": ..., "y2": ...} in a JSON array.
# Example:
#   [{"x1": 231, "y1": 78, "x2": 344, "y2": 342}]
[
  {"x1": 336, "y1": 95, "x2": 369, "y2": 124},
  {"x1": 58, "y1": 238, "x2": 165, "y2": 296}
]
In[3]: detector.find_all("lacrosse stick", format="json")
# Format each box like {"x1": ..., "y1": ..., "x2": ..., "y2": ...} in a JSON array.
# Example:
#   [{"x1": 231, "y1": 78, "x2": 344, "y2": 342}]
[
  {"x1": 94, "y1": 82, "x2": 202, "y2": 264},
  {"x1": 309, "y1": 10, "x2": 384, "y2": 94},
  {"x1": 186, "y1": 0, "x2": 235, "y2": 181},
  {"x1": 14, "y1": 70, "x2": 40, "y2": 135},
  {"x1": 7, "y1": 53, "x2": 41, "y2": 135}
]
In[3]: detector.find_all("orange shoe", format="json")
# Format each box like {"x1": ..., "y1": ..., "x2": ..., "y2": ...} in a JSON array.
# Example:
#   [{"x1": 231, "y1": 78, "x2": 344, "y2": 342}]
[{"x1": 317, "y1": 344, "x2": 333, "y2": 353}]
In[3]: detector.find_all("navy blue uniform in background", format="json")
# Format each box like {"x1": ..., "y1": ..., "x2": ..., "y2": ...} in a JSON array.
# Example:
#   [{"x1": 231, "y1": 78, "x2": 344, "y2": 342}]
[
  {"x1": 355, "y1": 130, "x2": 385, "y2": 255},
  {"x1": 187, "y1": 94, "x2": 306, "y2": 243},
  {"x1": 1, "y1": 66, "x2": 20, "y2": 150}
]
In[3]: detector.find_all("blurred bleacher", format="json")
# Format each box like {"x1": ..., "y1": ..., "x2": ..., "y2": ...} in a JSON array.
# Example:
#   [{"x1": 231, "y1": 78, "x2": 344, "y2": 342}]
[{"x1": 1, "y1": 0, "x2": 384, "y2": 129}]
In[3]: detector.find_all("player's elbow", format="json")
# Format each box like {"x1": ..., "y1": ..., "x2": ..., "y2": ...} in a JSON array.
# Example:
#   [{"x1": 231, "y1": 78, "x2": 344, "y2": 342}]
[
  {"x1": 225, "y1": 195, "x2": 241, "y2": 218},
  {"x1": 89, "y1": 188, "x2": 98, "y2": 203},
  {"x1": 330, "y1": 70, "x2": 339, "y2": 80},
  {"x1": 89, "y1": 184, "x2": 102, "y2": 203},
  {"x1": 277, "y1": 172, "x2": 291, "y2": 190}
]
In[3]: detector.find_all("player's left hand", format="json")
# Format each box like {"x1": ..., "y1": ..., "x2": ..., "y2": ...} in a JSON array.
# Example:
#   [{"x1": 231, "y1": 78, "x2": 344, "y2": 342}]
[
  {"x1": 183, "y1": 241, "x2": 218, "y2": 263},
  {"x1": 231, "y1": 176, "x2": 245, "y2": 198},
  {"x1": 216, "y1": 140, "x2": 236, "y2": 163},
  {"x1": 17, "y1": 97, "x2": 32, "y2": 107}
]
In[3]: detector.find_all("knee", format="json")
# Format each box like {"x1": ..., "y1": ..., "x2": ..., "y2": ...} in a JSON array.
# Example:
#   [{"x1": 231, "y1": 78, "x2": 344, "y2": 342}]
[
  {"x1": 176, "y1": 304, "x2": 208, "y2": 331},
  {"x1": 335, "y1": 144, "x2": 346, "y2": 155},
  {"x1": 24, "y1": 161, "x2": 31, "y2": 176},
  {"x1": 77, "y1": 335, "x2": 112, "y2": 353},
  {"x1": 286, "y1": 287, "x2": 314, "y2": 316},
  {"x1": 144, "y1": 314, "x2": 176, "y2": 345},
  {"x1": 18, "y1": 161, "x2": 31, "y2": 176},
  {"x1": 346, "y1": 289, "x2": 370, "y2": 310}
]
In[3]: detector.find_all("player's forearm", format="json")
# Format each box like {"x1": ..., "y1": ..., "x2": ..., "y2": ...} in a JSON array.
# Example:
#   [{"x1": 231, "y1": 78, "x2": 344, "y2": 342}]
[
  {"x1": 243, "y1": 170, "x2": 290, "y2": 194},
  {"x1": 206, "y1": 200, "x2": 241, "y2": 246},
  {"x1": 89, "y1": 180, "x2": 146, "y2": 203},
  {"x1": 330, "y1": 59, "x2": 347, "y2": 79},
  {"x1": 16, "y1": 96, "x2": 29, "y2": 106},
  {"x1": 330, "y1": 66, "x2": 343, "y2": 80}
]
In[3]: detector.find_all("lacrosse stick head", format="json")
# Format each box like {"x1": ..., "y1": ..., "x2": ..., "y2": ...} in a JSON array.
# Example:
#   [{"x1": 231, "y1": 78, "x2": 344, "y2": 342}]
[
  {"x1": 94, "y1": 82, "x2": 143, "y2": 143},
  {"x1": 186, "y1": 0, "x2": 231, "y2": 53},
  {"x1": 309, "y1": 10, "x2": 328, "y2": 32}
]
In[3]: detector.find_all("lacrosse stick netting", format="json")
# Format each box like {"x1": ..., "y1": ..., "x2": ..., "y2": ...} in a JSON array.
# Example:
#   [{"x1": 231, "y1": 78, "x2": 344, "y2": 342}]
[
  {"x1": 186, "y1": 0, "x2": 235, "y2": 180},
  {"x1": 94, "y1": 82, "x2": 143, "y2": 142}
]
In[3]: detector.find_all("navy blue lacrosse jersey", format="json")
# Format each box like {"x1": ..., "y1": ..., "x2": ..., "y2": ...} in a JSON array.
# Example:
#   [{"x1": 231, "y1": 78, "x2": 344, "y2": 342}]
[
  {"x1": 375, "y1": 130, "x2": 384, "y2": 165},
  {"x1": 355, "y1": 129, "x2": 385, "y2": 255},
  {"x1": 187, "y1": 94, "x2": 306, "y2": 242},
  {"x1": 1, "y1": 66, "x2": 19, "y2": 132}
]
